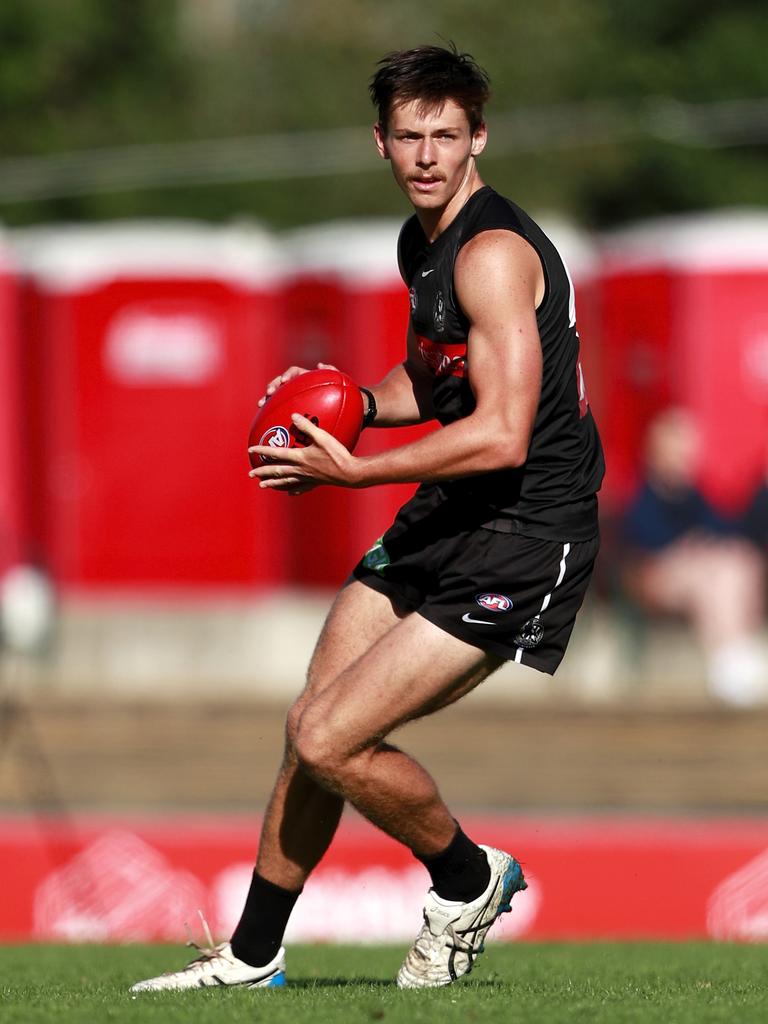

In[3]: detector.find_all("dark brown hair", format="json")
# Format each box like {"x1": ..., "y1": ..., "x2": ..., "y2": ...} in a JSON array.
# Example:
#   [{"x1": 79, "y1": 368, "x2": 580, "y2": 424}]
[{"x1": 369, "y1": 44, "x2": 491, "y2": 135}]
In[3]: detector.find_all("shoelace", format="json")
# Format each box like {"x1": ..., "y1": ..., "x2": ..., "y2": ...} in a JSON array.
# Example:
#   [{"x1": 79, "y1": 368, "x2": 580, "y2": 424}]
[
  {"x1": 185, "y1": 942, "x2": 228, "y2": 966},
  {"x1": 414, "y1": 903, "x2": 501, "y2": 962},
  {"x1": 182, "y1": 911, "x2": 225, "y2": 968},
  {"x1": 413, "y1": 921, "x2": 472, "y2": 961}
]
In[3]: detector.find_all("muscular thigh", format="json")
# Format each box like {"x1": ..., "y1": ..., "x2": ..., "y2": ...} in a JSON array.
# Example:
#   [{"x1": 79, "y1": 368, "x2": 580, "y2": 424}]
[
  {"x1": 297, "y1": 611, "x2": 503, "y2": 758},
  {"x1": 301, "y1": 580, "x2": 407, "y2": 702}
]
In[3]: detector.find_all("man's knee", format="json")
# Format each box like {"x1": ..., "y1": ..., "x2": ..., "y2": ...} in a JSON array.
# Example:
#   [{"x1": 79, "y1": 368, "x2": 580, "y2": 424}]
[
  {"x1": 285, "y1": 699, "x2": 304, "y2": 752},
  {"x1": 293, "y1": 706, "x2": 350, "y2": 784},
  {"x1": 284, "y1": 665, "x2": 332, "y2": 751},
  {"x1": 285, "y1": 650, "x2": 342, "y2": 753}
]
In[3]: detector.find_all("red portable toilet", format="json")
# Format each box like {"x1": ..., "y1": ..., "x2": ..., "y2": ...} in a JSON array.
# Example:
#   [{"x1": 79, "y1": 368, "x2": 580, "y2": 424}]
[
  {"x1": 280, "y1": 220, "x2": 429, "y2": 586},
  {"x1": 0, "y1": 233, "x2": 25, "y2": 573},
  {"x1": 539, "y1": 216, "x2": 604, "y2": 438},
  {"x1": 599, "y1": 211, "x2": 768, "y2": 512},
  {"x1": 13, "y1": 222, "x2": 288, "y2": 591}
]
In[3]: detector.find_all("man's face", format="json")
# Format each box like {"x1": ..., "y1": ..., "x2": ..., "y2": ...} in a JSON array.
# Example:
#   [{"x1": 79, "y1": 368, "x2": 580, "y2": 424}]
[{"x1": 374, "y1": 98, "x2": 487, "y2": 213}]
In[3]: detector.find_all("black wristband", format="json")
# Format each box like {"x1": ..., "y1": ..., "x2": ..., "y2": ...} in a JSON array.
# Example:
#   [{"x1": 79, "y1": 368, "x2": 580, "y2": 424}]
[{"x1": 360, "y1": 387, "x2": 377, "y2": 429}]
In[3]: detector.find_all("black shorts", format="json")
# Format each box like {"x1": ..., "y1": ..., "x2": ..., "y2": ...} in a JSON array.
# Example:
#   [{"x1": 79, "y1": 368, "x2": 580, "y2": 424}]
[{"x1": 351, "y1": 485, "x2": 599, "y2": 675}]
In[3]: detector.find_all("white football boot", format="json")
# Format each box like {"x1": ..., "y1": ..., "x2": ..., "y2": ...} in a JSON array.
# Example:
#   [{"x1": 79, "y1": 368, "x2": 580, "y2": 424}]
[
  {"x1": 397, "y1": 845, "x2": 527, "y2": 989},
  {"x1": 130, "y1": 941, "x2": 286, "y2": 992}
]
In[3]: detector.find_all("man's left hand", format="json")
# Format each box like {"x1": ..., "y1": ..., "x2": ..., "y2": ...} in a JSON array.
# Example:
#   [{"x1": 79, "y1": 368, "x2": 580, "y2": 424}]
[{"x1": 248, "y1": 413, "x2": 363, "y2": 494}]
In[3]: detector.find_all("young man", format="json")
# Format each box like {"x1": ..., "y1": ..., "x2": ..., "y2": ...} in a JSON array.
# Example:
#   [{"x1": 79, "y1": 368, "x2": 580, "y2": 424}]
[{"x1": 132, "y1": 44, "x2": 603, "y2": 992}]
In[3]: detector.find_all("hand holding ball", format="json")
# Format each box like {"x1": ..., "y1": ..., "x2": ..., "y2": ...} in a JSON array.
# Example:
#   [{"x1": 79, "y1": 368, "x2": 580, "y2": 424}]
[{"x1": 248, "y1": 368, "x2": 364, "y2": 469}]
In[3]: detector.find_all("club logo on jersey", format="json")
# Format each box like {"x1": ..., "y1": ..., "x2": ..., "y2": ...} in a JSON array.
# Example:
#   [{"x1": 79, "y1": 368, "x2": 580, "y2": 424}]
[
  {"x1": 433, "y1": 290, "x2": 446, "y2": 332},
  {"x1": 475, "y1": 593, "x2": 513, "y2": 613},
  {"x1": 514, "y1": 615, "x2": 544, "y2": 649},
  {"x1": 258, "y1": 425, "x2": 291, "y2": 462}
]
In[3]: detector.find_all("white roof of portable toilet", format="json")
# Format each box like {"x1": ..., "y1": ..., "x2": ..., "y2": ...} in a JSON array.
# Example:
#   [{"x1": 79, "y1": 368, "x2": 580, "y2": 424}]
[
  {"x1": 283, "y1": 219, "x2": 403, "y2": 287},
  {"x1": 9, "y1": 220, "x2": 285, "y2": 291},
  {"x1": 601, "y1": 209, "x2": 768, "y2": 272},
  {"x1": 0, "y1": 228, "x2": 15, "y2": 274},
  {"x1": 283, "y1": 213, "x2": 598, "y2": 286},
  {"x1": 537, "y1": 214, "x2": 598, "y2": 282}
]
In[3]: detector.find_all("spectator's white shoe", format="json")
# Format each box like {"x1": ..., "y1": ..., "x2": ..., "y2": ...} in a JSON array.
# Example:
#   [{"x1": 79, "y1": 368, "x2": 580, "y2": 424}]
[
  {"x1": 397, "y1": 845, "x2": 526, "y2": 989},
  {"x1": 708, "y1": 639, "x2": 767, "y2": 707},
  {"x1": 130, "y1": 941, "x2": 286, "y2": 992}
]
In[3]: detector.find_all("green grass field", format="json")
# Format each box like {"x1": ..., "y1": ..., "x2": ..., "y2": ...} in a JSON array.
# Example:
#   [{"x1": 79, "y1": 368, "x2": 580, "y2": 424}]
[{"x1": 2, "y1": 942, "x2": 767, "y2": 1024}]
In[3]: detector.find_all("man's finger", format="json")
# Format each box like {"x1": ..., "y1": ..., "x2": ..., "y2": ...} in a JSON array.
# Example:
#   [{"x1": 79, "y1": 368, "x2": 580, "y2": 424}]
[
  {"x1": 259, "y1": 474, "x2": 303, "y2": 489},
  {"x1": 248, "y1": 445, "x2": 302, "y2": 463},
  {"x1": 291, "y1": 412, "x2": 321, "y2": 438}
]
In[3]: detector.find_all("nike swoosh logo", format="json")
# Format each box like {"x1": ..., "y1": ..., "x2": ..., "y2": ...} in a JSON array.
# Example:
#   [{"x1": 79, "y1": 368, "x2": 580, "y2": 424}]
[
  {"x1": 462, "y1": 613, "x2": 497, "y2": 625},
  {"x1": 421, "y1": 269, "x2": 435, "y2": 277}
]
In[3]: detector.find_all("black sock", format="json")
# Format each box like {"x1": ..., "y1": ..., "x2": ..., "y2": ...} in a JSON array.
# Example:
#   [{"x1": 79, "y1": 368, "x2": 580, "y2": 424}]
[
  {"x1": 415, "y1": 824, "x2": 491, "y2": 902},
  {"x1": 230, "y1": 871, "x2": 301, "y2": 967}
]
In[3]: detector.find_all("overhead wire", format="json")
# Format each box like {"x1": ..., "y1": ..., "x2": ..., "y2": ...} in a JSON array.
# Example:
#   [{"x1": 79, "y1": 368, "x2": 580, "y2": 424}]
[{"x1": 0, "y1": 96, "x2": 766, "y2": 203}]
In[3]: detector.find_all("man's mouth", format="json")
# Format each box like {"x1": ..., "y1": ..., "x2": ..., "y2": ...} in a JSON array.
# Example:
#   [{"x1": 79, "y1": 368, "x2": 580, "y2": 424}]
[{"x1": 411, "y1": 177, "x2": 443, "y2": 191}]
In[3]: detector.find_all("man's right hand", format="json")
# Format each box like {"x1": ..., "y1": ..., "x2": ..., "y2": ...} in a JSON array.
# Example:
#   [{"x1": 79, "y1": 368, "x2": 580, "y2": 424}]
[{"x1": 257, "y1": 362, "x2": 338, "y2": 408}]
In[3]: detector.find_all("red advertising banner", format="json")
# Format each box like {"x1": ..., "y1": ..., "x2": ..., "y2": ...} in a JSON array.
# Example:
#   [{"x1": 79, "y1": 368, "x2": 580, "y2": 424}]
[{"x1": 3, "y1": 815, "x2": 768, "y2": 944}]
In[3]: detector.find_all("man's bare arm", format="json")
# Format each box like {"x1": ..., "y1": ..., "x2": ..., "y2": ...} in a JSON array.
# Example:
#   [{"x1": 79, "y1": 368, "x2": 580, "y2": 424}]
[
  {"x1": 250, "y1": 230, "x2": 543, "y2": 489},
  {"x1": 363, "y1": 323, "x2": 436, "y2": 427}
]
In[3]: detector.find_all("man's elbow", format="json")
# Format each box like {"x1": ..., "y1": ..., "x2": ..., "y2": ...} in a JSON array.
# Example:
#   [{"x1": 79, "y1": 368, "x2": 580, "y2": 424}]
[
  {"x1": 486, "y1": 430, "x2": 530, "y2": 470},
  {"x1": 470, "y1": 410, "x2": 532, "y2": 470}
]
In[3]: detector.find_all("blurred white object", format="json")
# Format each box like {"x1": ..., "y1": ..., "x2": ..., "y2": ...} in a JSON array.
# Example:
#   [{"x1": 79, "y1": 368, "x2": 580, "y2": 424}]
[
  {"x1": 707, "y1": 638, "x2": 768, "y2": 707},
  {"x1": 0, "y1": 564, "x2": 56, "y2": 654}
]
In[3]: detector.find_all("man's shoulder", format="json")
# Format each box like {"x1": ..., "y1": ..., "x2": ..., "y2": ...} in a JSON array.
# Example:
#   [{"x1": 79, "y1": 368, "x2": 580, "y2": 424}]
[
  {"x1": 455, "y1": 213, "x2": 543, "y2": 281},
  {"x1": 464, "y1": 187, "x2": 526, "y2": 228},
  {"x1": 456, "y1": 187, "x2": 539, "y2": 257},
  {"x1": 398, "y1": 213, "x2": 422, "y2": 248}
]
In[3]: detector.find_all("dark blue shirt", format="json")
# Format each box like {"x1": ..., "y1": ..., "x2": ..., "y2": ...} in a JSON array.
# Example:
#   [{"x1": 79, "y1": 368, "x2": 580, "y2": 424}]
[{"x1": 622, "y1": 482, "x2": 732, "y2": 552}]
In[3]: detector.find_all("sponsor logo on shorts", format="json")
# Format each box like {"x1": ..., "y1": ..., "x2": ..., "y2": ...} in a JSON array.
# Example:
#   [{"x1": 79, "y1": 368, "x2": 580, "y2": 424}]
[
  {"x1": 462, "y1": 613, "x2": 497, "y2": 625},
  {"x1": 475, "y1": 593, "x2": 513, "y2": 613},
  {"x1": 362, "y1": 536, "x2": 390, "y2": 574},
  {"x1": 514, "y1": 615, "x2": 544, "y2": 649}
]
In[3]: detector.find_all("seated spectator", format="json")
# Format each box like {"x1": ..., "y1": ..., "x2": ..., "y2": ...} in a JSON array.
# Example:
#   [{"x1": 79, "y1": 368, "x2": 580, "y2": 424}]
[
  {"x1": 738, "y1": 470, "x2": 768, "y2": 552},
  {"x1": 621, "y1": 407, "x2": 767, "y2": 706}
]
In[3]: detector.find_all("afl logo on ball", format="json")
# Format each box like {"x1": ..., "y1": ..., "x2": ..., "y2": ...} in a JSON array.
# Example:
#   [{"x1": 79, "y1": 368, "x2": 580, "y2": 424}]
[
  {"x1": 475, "y1": 593, "x2": 513, "y2": 613},
  {"x1": 258, "y1": 425, "x2": 291, "y2": 462}
]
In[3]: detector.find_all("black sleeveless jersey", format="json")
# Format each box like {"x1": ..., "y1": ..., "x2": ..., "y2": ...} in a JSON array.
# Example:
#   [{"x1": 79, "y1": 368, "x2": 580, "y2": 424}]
[{"x1": 398, "y1": 185, "x2": 604, "y2": 541}]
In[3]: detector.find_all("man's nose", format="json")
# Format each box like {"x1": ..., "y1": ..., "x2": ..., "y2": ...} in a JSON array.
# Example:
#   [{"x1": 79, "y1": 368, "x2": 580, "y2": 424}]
[{"x1": 416, "y1": 139, "x2": 436, "y2": 167}]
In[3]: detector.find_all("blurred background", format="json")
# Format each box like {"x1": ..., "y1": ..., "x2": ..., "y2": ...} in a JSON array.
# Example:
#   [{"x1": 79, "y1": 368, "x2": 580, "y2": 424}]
[{"x1": 2, "y1": 0, "x2": 768, "y2": 947}]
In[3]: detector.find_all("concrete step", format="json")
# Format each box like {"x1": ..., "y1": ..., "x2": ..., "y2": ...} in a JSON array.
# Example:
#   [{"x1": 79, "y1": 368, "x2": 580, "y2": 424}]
[{"x1": 2, "y1": 696, "x2": 767, "y2": 814}]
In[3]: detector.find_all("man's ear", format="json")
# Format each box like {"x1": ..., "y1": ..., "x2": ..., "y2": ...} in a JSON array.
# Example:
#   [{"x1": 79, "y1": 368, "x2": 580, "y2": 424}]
[
  {"x1": 373, "y1": 122, "x2": 390, "y2": 160},
  {"x1": 470, "y1": 122, "x2": 488, "y2": 158}
]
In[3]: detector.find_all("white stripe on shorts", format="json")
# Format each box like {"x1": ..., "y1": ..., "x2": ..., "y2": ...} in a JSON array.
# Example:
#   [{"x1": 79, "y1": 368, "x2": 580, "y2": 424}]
[{"x1": 514, "y1": 542, "x2": 571, "y2": 664}]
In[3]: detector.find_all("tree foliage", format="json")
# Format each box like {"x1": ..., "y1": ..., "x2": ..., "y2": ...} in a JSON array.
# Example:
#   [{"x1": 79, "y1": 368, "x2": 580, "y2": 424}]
[{"x1": 1, "y1": 0, "x2": 766, "y2": 228}]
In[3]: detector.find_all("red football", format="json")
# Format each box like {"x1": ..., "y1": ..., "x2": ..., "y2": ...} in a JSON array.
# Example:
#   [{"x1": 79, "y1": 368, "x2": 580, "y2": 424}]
[{"x1": 248, "y1": 368, "x2": 364, "y2": 468}]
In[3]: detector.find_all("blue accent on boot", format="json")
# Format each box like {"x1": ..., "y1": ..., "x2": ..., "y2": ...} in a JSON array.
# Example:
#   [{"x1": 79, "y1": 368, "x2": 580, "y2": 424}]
[{"x1": 499, "y1": 859, "x2": 527, "y2": 913}]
